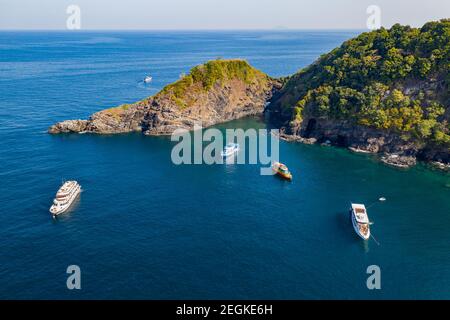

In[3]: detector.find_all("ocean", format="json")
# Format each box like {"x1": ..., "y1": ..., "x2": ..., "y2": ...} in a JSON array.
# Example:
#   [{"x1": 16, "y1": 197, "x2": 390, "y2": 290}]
[{"x1": 0, "y1": 30, "x2": 449, "y2": 299}]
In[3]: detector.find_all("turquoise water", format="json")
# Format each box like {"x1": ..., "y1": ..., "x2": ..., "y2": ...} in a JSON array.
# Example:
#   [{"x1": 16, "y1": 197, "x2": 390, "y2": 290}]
[{"x1": 0, "y1": 31, "x2": 449, "y2": 299}]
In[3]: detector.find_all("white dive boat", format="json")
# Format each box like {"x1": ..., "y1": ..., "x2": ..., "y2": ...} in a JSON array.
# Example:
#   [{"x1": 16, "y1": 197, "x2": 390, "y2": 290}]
[
  {"x1": 350, "y1": 203, "x2": 371, "y2": 240},
  {"x1": 221, "y1": 143, "x2": 240, "y2": 157},
  {"x1": 143, "y1": 75, "x2": 152, "y2": 83},
  {"x1": 49, "y1": 181, "x2": 81, "y2": 217}
]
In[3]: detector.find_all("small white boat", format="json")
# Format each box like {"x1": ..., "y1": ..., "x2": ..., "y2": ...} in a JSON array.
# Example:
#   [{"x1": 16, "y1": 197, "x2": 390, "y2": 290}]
[
  {"x1": 50, "y1": 181, "x2": 81, "y2": 217},
  {"x1": 350, "y1": 203, "x2": 371, "y2": 240},
  {"x1": 221, "y1": 143, "x2": 239, "y2": 157},
  {"x1": 144, "y1": 76, "x2": 152, "y2": 83}
]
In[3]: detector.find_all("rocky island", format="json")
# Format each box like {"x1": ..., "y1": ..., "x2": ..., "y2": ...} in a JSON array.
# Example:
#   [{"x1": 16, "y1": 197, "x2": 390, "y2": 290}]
[
  {"x1": 49, "y1": 20, "x2": 449, "y2": 169},
  {"x1": 49, "y1": 59, "x2": 278, "y2": 135}
]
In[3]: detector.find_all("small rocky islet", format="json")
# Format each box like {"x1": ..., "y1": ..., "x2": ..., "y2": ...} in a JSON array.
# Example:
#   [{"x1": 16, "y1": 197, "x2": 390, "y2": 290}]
[
  {"x1": 49, "y1": 20, "x2": 450, "y2": 170},
  {"x1": 49, "y1": 59, "x2": 279, "y2": 135}
]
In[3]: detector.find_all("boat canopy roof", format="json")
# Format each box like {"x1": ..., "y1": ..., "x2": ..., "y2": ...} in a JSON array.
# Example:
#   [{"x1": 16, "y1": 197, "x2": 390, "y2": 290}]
[
  {"x1": 351, "y1": 203, "x2": 366, "y2": 210},
  {"x1": 274, "y1": 162, "x2": 288, "y2": 170},
  {"x1": 351, "y1": 203, "x2": 369, "y2": 223}
]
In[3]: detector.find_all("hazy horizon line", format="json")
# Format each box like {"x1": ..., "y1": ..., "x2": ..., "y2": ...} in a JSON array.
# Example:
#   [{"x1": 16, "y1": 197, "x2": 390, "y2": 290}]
[{"x1": 0, "y1": 28, "x2": 368, "y2": 32}]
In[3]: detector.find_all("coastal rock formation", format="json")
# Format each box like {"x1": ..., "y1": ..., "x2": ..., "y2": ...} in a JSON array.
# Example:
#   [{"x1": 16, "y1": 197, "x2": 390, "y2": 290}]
[
  {"x1": 49, "y1": 59, "x2": 277, "y2": 135},
  {"x1": 268, "y1": 19, "x2": 450, "y2": 168},
  {"x1": 49, "y1": 104, "x2": 148, "y2": 134},
  {"x1": 48, "y1": 120, "x2": 89, "y2": 134}
]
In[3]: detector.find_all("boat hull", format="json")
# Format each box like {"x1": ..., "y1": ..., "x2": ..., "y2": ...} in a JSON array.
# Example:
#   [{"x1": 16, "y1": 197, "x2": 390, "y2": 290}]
[
  {"x1": 271, "y1": 163, "x2": 292, "y2": 181},
  {"x1": 50, "y1": 185, "x2": 81, "y2": 217},
  {"x1": 273, "y1": 169, "x2": 292, "y2": 180}
]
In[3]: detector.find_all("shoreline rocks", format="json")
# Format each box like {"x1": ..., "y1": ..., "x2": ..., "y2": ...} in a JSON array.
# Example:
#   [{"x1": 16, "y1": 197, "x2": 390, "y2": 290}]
[
  {"x1": 279, "y1": 128, "x2": 449, "y2": 170},
  {"x1": 380, "y1": 154, "x2": 417, "y2": 168},
  {"x1": 275, "y1": 116, "x2": 449, "y2": 170},
  {"x1": 348, "y1": 146, "x2": 374, "y2": 154},
  {"x1": 430, "y1": 161, "x2": 450, "y2": 171},
  {"x1": 278, "y1": 133, "x2": 317, "y2": 144},
  {"x1": 48, "y1": 120, "x2": 89, "y2": 134}
]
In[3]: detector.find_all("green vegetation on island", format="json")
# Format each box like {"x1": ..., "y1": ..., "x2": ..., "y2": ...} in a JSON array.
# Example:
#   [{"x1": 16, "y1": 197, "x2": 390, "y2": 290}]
[
  {"x1": 158, "y1": 59, "x2": 269, "y2": 108},
  {"x1": 103, "y1": 103, "x2": 132, "y2": 119},
  {"x1": 275, "y1": 19, "x2": 450, "y2": 147}
]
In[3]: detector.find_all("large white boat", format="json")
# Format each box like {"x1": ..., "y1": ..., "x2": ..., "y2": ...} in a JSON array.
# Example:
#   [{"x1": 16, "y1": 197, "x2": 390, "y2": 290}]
[
  {"x1": 221, "y1": 143, "x2": 240, "y2": 157},
  {"x1": 50, "y1": 181, "x2": 81, "y2": 217},
  {"x1": 350, "y1": 203, "x2": 371, "y2": 240},
  {"x1": 143, "y1": 75, "x2": 152, "y2": 83}
]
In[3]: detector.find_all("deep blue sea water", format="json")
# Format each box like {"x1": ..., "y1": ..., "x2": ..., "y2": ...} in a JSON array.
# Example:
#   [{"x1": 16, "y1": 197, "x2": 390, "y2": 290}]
[{"x1": 0, "y1": 31, "x2": 449, "y2": 299}]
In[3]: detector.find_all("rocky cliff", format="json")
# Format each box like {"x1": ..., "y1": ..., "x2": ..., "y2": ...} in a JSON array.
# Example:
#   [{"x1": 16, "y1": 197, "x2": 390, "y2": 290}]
[
  {"x1": 49, "y1": 59, "x2": 277, "y2": 135},
  {"x1": 268, "y1": 19, "x2": 450, "y2": 167}
]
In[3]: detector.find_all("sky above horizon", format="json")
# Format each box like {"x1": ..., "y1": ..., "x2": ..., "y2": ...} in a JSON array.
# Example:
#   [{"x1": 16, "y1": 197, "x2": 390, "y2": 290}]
[{"x1": 0, "y1": 0, "x2": 449, "y2": 30}]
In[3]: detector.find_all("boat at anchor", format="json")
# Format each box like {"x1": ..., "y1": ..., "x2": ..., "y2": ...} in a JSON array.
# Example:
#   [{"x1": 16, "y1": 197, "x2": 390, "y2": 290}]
[
  {"x1": 49, "y1": 181, "x2": 81, "y2": 217},
  {"x1": 221, "y1": 143, "x2": 240, "y2": 157},
  {"x1": 272, "y1": 162, "x2": 292, "y2": 180},
  {"x1": 350, "y1": 203, "x2": 371, "y2": 240}
]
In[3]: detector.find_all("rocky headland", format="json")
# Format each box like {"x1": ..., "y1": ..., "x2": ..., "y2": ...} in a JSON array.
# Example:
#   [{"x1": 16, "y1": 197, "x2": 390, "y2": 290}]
[
  {"x1": 49, "y1": 59, "x2": 279, "y2": 135},
  {"x1": 268, "y1": 19, "x2": 449, "y2": 169}
]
